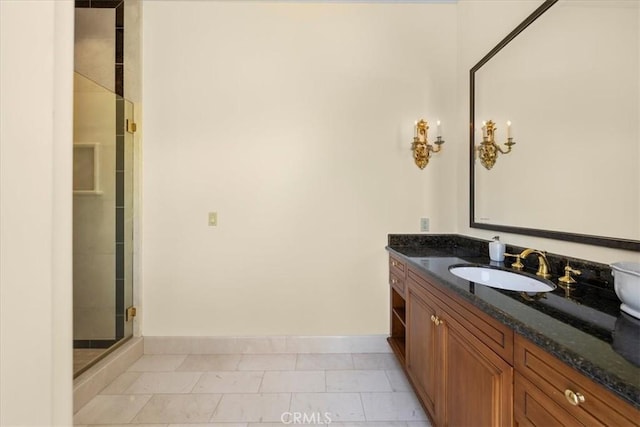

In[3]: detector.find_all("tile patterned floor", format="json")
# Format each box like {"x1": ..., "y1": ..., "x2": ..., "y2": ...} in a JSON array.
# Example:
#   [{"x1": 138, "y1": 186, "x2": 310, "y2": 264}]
[{"x1": 74, "y1": 352, "x2": 431, "y2": 426}]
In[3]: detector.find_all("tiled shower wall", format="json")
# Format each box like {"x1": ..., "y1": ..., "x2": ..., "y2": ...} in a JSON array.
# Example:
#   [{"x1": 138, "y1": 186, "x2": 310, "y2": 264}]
[{"x1": 75, "y1": 1, "x2": 124, "y2": 96}]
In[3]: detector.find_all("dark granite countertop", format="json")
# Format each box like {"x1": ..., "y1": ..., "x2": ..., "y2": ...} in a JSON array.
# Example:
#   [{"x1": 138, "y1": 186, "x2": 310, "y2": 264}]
[{"x1": 387, "y1": 234, "x2": 640, "y2": 408}]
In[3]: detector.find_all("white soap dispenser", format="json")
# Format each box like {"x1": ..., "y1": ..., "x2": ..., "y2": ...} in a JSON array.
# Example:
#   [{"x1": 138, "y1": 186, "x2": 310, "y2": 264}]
[{"x1": 489, "y1": 236, "x2": 505, "y2": 262}]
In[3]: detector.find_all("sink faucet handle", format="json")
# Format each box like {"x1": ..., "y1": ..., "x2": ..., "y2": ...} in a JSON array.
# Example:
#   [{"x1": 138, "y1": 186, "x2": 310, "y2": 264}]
[
  {"x1": 504, "y1": 252, "x2": 524, "y2": 270},
  {"x1": 559, "y1": 263, "x2": 582, "y2": 286}
]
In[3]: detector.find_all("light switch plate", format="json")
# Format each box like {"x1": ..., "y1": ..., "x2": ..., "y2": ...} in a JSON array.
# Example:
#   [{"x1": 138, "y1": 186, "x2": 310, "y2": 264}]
[
  {"x1": 208, "y1": 212, "x2": 218, "y2": 226},
  {"x1": 420, "y1": 217, "x2": 429, "y2": 232}
]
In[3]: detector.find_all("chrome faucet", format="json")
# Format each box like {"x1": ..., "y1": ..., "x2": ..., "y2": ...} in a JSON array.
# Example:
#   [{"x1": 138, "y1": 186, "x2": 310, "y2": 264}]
[{"x1": 519, "y1": 248, "x2": 552, "y2": 279}]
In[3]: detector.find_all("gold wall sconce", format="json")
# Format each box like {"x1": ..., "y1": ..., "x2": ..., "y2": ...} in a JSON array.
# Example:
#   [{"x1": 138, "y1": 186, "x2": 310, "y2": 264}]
[
  {"x1": 477, "y1": 120, "x2": 515, "y2": 170},
  {"x1": 412, "y1": 119, "x2": 445, "y2": 169}
]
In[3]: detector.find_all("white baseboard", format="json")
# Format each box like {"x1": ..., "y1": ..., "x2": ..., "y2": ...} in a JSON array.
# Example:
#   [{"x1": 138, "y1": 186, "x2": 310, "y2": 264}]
[{"x1": 143, "y1": 335, "x2": 392, "y2": 355}]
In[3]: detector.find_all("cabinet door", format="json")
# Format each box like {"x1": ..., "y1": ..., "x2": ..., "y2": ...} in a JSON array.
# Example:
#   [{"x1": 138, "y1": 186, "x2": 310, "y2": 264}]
[
  {"x1": 441, "y1": 312, "x2": 513, "y2": 427},
  {"x1": 406, "y1": 279, "x2": 440, "y2": 421}
]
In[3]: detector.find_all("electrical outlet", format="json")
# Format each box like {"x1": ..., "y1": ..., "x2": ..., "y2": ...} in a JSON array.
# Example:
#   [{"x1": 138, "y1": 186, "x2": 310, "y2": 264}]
[
  {"x1": 420, "y1": 217, "x2": 430, "y2": 232},
  {"x1": 208, "y1": 212, "x2": 218, "y2": 226}
]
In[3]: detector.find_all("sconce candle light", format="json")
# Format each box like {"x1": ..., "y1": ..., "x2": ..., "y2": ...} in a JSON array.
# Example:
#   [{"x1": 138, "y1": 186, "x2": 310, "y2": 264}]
[
  {"x1": 412, "y1": 119, "x2": 445, "y2": 169},
  {"x1": 477, "y1": 120, "x2": 515, "y2": 170}
]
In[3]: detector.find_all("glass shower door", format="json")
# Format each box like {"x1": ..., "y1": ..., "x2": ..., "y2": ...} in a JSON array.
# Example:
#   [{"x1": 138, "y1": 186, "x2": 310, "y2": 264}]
[{"x1": 73, "y1": 72, "x2": 134, "y2": 376}]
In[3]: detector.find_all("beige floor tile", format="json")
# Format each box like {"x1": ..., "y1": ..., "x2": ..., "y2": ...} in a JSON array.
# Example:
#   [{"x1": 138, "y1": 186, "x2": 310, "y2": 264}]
[
  {"x1": 245, "y1": 424, "x2": 300, "y2": 427},
  {"x1": 260, "y1": 371, "x2": 325, "y2": 392},
  {"x1": 74, "y1": 351, "x2": 427, "y2": 426},
  {"x1": 132, "y1": 394, "x2": 222, "y2": 424},
  {"x1": 176, "y1": 355, "x2": 241, "y2": 371},
  {"x1": 237, "y1": 354, "x2": 296, "y2": 371},
  {"x1": 170, "y1": 423, "x2": 247, "y2": 427},
  {"x1": 249, "y1": 422, "x2": 330, "y2": 427},
  {"x1": 73, "y1": 394, "x2": 152, "y2": 425},
  {"x1": 295, "y1": 353, "x2": 354, "y2": 370},
  {"x1": 385, "y1": 369, "x2": 413, "y2": 392},
  {"x1": 192, "y1": 371, "x2": 264, "y2": 393},
  {"x1": 352, "y1": 353, "x2": 402, "y2": 370},
  {"x1": 100, "y1": 371, "x2": 142, "y2": 394},
  {"x1": 290, "y1": 392, "x2": 365, "y2": 422},
  {"x1": 127, "y1": 355, "x2": 188, "y2": 372},
  {"x1": 326, "y1": 370, "x2": 391, "y2": 392},
  {"x1": 125, "y1": 372, "x2": 203, "y2": 394},
  {"x1": 360, "y1": 392, "x2": 427, "y2": 421},
  {"x1": 85, "y1": 424, "x2": 168, "y2": 427},
  {"x1": 246, "y1": 424, "x2": 329, "y2": 427},
  {"x1": 329, "y1": 423, "x2": 410, "y2": 427},
  {"x1": 211, "y1": 393, "x2": 291, "y2": 422}
]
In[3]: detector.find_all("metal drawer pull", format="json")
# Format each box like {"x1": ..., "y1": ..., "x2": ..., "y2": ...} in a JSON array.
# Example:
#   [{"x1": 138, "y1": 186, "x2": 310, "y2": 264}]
[
  {"x1": 564, "y1": 389, "x2": 585, "y2": 406},
  {"x1": 391, "y1": 261, "x2": 398, "y2": 267},
  {"x1": 391, "y1": 278, "x2": 398, "y2": 284},
  {"x1": 430, "y1": 315, "x2": 443, "y2": 326}
]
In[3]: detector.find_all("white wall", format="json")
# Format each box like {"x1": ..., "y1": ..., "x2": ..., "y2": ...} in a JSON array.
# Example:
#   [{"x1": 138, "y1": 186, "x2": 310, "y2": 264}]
[
  {"x1": 142, "y1": 1, "x2": 457, "y2": 336},
  {"x1": 0, "y1": 1, "x2": 74, "y2": 425},
  {"x1": 455, "y1": 0, "x2": 640, "y2": 264}
]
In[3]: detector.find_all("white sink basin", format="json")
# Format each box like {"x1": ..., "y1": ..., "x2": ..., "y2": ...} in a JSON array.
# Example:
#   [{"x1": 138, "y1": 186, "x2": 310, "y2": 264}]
[{"x1": 449, "y1": 264, "x2": 556, "y2": 292}]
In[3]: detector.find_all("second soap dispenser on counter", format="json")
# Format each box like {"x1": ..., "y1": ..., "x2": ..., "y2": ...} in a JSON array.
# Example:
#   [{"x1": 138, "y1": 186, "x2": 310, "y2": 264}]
[{"x1": 489, "y1": 236, "x2": 506, "y2": 262}]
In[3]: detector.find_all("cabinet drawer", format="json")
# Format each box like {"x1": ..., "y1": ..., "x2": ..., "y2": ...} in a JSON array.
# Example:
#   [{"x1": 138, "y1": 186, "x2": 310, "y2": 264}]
[
  {"x1": 389, "y1": 255, "x2": 406, "y2": 278},
  {"x1": 515, "y1": 372, "x2": 585, "y2": 426},
  {"x1": 389, "y1": 271, "x2": 405, "y2": 295},
  {"x1": 515, "y1": 334, "x2": 638, "y2": 427}
]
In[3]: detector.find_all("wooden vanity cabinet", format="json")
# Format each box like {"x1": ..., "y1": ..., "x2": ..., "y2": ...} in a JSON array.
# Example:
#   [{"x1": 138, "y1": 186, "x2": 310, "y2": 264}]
[
  {"x1": 389, "y1": 255, "x2": 638, "y2": 427},
  {"x1": 514, "y1": 335, "x2": 639, "y2": 427},
  {"x1": 405, "y1": 267, "x2": 513, "y2": 427}
]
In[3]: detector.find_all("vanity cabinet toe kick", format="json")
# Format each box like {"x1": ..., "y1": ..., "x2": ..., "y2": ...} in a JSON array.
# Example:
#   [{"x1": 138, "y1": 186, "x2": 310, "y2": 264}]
[{"x1": 387, "y1": 254, "x2": 639, "y2": 427}]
